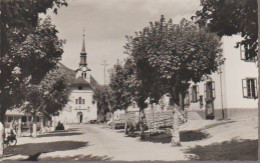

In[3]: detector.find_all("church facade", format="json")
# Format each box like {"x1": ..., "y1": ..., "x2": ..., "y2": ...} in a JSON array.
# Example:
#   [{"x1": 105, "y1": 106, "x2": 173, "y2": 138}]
[{"x1": 56, "y1": 34, "x2": 99, "y2": 124}]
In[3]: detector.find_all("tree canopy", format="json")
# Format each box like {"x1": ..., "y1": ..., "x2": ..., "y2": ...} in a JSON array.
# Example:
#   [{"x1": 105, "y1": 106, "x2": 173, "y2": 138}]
[
  {"x1": 0, "y1": 16, "x2": 65, "y2": 122},
  {"x1": 194, "y1": 0, "x2": 258, "y2": 59},
  {"x1": 23, "y1": 67, "x2": 70, "y2": 119},
  {"x1": 125, "y1": 16, "x2": 223, "y2": 108}
]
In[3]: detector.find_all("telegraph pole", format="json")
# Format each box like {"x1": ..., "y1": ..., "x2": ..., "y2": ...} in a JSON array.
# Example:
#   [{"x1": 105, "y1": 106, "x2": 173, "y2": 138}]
[{"x1": 101, "y1": 60, "x2": 109, "y2": 85}]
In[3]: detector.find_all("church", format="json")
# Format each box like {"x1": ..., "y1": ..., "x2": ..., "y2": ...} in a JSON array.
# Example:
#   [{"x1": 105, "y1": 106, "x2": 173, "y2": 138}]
[{"x1": 55, "y1": 33, "x2": 99, "y2": 124}]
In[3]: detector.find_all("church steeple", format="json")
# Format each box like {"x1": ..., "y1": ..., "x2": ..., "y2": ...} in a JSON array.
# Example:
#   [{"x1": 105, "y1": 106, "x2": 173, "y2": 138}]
[{"x1": 80, "y1": 28, "x2": 87, "y2": 67}]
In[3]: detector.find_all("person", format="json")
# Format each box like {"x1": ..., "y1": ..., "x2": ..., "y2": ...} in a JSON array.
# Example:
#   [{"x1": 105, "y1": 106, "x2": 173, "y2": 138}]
[{"x1": 13, "y1": 120, "x2": 18, "y2": 134}]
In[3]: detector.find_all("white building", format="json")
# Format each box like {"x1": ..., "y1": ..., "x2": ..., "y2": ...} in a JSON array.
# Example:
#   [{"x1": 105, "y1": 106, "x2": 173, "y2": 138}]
[
  {"x1": 56, "y1": 34, "x2": 99, "y2": 124},
  {"x1": 185, "y1": 35, "x2": 258, "y2": 120}
]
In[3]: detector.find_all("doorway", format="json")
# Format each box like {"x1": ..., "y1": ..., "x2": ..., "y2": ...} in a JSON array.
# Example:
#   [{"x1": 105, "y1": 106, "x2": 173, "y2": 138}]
[{"x1": 77, "y1": 112, "x2": 83, "y2": 123}]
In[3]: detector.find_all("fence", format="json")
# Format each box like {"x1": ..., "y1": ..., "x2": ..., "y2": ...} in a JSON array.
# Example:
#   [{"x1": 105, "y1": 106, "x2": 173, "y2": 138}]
[{"x1": 125, "y1": 109, "x2": 187, "y2": 131}]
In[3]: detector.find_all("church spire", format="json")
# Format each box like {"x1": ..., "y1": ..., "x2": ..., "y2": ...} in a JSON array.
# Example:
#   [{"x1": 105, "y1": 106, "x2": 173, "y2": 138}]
[
  {"x1": 81, "y1": 27, "x2": 86, "y2": 54},
  {"x1": 79, "y1": 28, "x2": 87, "y2": 67}
]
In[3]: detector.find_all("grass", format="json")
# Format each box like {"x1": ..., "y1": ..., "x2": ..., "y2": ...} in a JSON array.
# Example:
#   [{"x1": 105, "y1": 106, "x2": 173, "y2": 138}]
[{"x1": 185, "y1": 139, "x2": 258, "y2": 161}]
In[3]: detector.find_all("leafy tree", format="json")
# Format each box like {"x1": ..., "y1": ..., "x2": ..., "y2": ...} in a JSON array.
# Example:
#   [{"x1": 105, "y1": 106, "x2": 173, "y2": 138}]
[
  {"x1": 123, "y1": 55, "x2": 164, "y2": 138},
  {"x1": 125, "y1": 15, "x2": 223, "y2": 145},
  {"x1": 0, "y1": 0, "x2": 68, "y2": 122},
  {"x1": 194, "y1": 0, "x2": 257, "y2": 59},
  {"x1": 106, "y1": 63, "x2": 133, "y2": 129},
  {"x1": 93, "y1": 85, "x2": 110, "y2": 122},
  {"x1": 22, "y1": 67, "x2": 69, "y2": 137},
  {"x1": 0, "y1": 17, "x2": 65, "y2": 121}
]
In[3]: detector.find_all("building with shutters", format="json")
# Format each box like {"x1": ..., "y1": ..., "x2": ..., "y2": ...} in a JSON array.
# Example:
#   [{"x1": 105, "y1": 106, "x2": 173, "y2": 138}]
[
  {"x1": 185, "y1": 35, "x2": 258, "y2": 120},
  {"x1": 55, "y1": 33, "x2": 99, "y2": 124}
]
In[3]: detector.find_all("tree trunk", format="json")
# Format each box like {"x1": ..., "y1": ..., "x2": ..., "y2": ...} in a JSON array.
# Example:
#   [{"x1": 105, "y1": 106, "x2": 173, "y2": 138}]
[
  {"x1": 179, "y1": 92, "x2": 184, "y2": 111},
  {"x1": 40, "y1": 117, "x2": 45, "y2": 134},
  {"x1": 51, "y1": 116, "x2": 56, "y2": 131},
  {"x1": 171, "y1": 105, "x2": 180, "y2": 146},
  {"x1": 32, "y1": 116, "x2": 37, "y2": 137},
  {"x1": 111, "y1": 112, "x2": 115, "y2": 130},
  {"x1": 139, "y1": 109, "x2": 145, "y2": 139},
  {"x1": 47, "y1": 120, "x2": 51, "y2": 132},
  {"x1": 0, "y1": 109, "x2": 6, "y2": 159},
  {"x1": 17, "y1": 119, "x2": 22, "y2": 137},
  {"x1": 124, "y1": 111, "x2": 128, "y2": 134},
  {"x1": 0, "y1": 122, "x2": 4, "y2": 159}
]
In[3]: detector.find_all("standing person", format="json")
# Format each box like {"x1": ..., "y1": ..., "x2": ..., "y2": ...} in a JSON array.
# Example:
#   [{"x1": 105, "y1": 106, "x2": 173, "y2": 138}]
[{"x1": 13, "y1": 120, "x2": 18, "y2": 134}]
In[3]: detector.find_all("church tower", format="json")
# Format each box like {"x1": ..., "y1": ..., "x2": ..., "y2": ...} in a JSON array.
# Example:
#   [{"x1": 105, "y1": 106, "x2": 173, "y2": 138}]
[{"x1": 76, "y1": 29, "x2": 91, "y2": 80}]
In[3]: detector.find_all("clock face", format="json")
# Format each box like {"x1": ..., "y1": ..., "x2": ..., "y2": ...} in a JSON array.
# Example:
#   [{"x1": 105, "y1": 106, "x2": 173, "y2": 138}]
[{"x1": 82, "y1": 67, "x2": 87, "y2": 71}]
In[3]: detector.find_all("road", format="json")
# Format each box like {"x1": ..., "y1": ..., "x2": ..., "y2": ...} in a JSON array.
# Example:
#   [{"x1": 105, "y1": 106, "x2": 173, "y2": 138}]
[
  {"x1": 5, "y1": 124, "x2": 188, "y2": 161},
  {"x1": 4, "y1": 115, "x2": 257, "y2": 161}
]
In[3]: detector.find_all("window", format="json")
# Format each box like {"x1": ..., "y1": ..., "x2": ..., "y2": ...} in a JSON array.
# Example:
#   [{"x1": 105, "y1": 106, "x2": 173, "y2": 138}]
[
  {"x1": 184, "y1": 91, "x2": 190, "y2": 105},
  {"x1": 76, "y1": 97, "x2": 85, "y2": 105},
  {"x1": 204, "y1": 81, "x2": 215, "y2": 100},
  {"x1": 242, "y1": 78, "x2": 258, "y2": 98},
  {"x1": 81, "y1": 72, "x2": 87, "y2": 78},
  {"x1": 78, "y1": 86, "x2": 82, "y2": 90},
  {"x1": 240, "y1": 45, "x2": 255, "y2": 61},
  {"x1": 191, "y1": 85, "x2": 199, "y2": 102},
  {"x1": 79, "y1": 97, "x2": 82, "y2": 104},
  {"x1": 21, "y1": 116, "x2": 27, "y2": 122},
  {"x1": 8, "y1": 116, "x2": 13, "y2": 122}
]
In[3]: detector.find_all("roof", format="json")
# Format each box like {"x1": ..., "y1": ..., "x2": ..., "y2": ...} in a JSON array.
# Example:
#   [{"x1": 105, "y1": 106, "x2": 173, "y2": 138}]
[
  {"x1": 72, "y1": 77, "x2": 90, "y2": 85},
  {"x1": 57, "y1": 62, "x2": 99, "y2": 90}
]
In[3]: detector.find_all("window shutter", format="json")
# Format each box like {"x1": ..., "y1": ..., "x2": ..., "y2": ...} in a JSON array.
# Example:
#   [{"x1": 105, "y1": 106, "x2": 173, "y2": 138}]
[
  {"x1": 189, "y1": 88, "x2": 193, "y2": 102},
  {"x1": 212, "y1": 81, "x2": 216, "y2": 99},
  {"x1": 240, "y1": 45, "x2": 245, "y2": 60},
  {"x1": 242, "y1": 79, "x2": 248, "y2": 98},
  {"x1": 254, "y1": 79, "x2": 258, "y2": 98},
  {"x1": 196, "y1": 85, "x2": 199, "y2": 101},
  {"x1": 76, "y1": 99, "x2": 78, "y2": 104},
  {"x1": 83, "y1": 99, "x2": 85, "y2": 104}
]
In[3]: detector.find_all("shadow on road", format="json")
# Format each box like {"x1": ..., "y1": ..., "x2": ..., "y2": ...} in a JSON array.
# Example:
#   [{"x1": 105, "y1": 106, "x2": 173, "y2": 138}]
[
  {"x1": 40, "y1": 154, "x2": 112, "y2": 161},
  {"x1": 185, "y1": 139, "x2": 258, "y2": 161},
  {"x1": 38, "y1": 132, "x2": 83, "y2": 137},
  {"x1": 4, "y1": 141, "x2": 88, "y2": 160},
  {"x1": 126, "y1": 130, "x2": 209, "y2": 144}
]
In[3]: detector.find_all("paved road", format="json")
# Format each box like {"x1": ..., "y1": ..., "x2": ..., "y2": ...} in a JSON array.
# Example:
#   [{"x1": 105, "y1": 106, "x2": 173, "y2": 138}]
[{"x1": 32, "y1": 124, "x2": 188, "y2": 161}]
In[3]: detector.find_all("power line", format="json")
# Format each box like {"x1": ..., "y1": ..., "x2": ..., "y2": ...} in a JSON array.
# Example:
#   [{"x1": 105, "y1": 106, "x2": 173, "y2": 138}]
[{"x1": 101, "y1": 60, "x2": 109, "y2": 85}]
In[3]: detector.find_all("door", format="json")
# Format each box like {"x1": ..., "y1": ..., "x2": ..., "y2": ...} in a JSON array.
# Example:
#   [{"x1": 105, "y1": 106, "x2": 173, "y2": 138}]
[
  {"x1": 77, "y1": 112, "x2": 83, "y2": 123},
  {"x1": 204, "y1": 81, "x2": 215, "y2": 119}
]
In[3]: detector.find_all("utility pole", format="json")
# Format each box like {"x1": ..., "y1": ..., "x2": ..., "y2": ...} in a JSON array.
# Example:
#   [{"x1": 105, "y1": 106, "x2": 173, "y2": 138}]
[{"x1": 101, "y1": 60, "x2": 109, "y2": 85}]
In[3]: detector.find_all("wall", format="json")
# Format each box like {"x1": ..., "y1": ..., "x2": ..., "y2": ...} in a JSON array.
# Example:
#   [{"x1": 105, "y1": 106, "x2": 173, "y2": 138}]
[
  {"x1": 187, "y1": 35, "x2": 258, "y2": 120},
  {"x1": 56, "y1": 84, "x2": 97, "y2": 124}
]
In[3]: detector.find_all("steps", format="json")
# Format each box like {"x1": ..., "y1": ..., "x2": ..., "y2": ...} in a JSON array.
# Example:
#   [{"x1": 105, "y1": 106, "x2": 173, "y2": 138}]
[{"x1": 187, "y1": 111, "x2": 203, "y2": 121}]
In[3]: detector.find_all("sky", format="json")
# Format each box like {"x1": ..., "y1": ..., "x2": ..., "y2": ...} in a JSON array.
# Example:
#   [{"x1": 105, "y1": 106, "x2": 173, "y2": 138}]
[{"x1": 46, "y1": 0, "x2": 201, "y2": 85}]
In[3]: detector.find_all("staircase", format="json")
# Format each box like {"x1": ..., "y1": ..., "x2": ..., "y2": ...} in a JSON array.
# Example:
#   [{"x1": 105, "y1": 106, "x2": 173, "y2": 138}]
[{"x1": 187, "y1": 111, "x2": 203, "y2": 121}]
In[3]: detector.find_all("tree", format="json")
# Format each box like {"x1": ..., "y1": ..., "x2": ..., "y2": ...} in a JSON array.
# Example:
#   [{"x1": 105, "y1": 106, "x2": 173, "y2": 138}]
[
  {"x1": 107, "y1": 63, "x2": 133, "y2": 129},
  {"x1": 125, "y1": 16, "x2": 223, "y2": 145},
  {"x1": 0, "y1": 0, "x2": 68, "y2": 121},
  {"x1": 194, "y1": 0, "x2": 258, "y2": 59},
  {"x1": 0, "y1": 8, "x2": 66, "y2": 156},
  {"x1": 123, "y1": 55, "x2": 164, "y2": 139},
  {"x1": 22, "y1": 67, "x2": 69, "y2": 137},
  {"x1": 93, "y1": 85, "x2": 110, "y2": 122}
]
